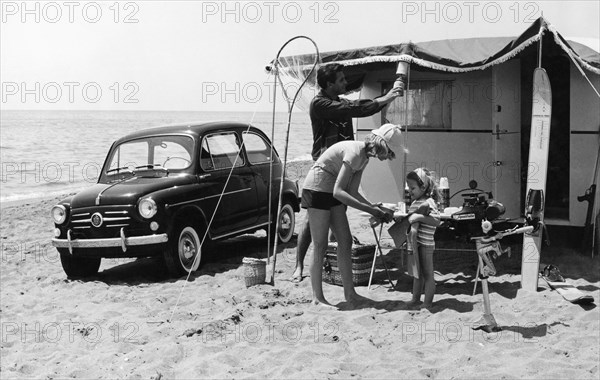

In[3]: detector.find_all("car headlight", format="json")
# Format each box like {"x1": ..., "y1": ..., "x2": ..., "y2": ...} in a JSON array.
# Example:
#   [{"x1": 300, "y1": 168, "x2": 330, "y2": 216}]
[
  {"x1": 51, "y1": 205, "x2": 67, "y2": 224},
  {"x1": 139, "y1": 198, "x2": 157, "y2": 219}
]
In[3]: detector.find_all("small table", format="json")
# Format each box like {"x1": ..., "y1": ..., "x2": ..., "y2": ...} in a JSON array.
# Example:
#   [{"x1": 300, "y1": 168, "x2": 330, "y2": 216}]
[{"x1": 365, "y1": 207, "x2": 459, "y2": 290}]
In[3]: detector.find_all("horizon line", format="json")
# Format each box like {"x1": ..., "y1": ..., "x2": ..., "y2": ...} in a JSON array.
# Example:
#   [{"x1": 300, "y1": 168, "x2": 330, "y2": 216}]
[{"x1": 0, "y1": 109, "x2": 306, "y2": 113}]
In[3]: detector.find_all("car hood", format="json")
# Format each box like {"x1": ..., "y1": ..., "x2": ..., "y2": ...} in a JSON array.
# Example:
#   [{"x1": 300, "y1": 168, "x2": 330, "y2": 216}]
[{"x1": 70, "y1": 175, "x2": 197, "y2": 208}]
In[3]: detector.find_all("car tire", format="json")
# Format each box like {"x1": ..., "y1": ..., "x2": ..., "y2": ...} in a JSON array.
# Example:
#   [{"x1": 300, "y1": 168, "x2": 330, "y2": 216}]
[
  {"x1": 58, "y1": 249, "x2": 101, "y2": 279},
  {"x1": 164, "y1": 223, "x2": 205, "y2": 277},
  {"x1": 270, "y1": 200, "x2": 295, "y2": 244}
]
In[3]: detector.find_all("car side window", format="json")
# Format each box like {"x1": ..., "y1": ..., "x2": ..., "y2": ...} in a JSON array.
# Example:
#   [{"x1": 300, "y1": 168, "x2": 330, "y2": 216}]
[
  {"x1": 242, "y1": 132, "x2": 274, "y2": 164},
  {"x1": 200, "y1": 132, "x2": 244, "y2": 171}
]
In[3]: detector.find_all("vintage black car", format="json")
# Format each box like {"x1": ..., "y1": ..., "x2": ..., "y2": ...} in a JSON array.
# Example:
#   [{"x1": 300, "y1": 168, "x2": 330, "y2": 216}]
[{"x1": 51, "y1": 121, "x2": 300, "y2": 278}]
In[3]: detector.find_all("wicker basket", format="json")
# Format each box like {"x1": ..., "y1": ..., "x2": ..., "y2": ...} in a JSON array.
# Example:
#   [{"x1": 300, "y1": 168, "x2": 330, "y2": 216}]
[
  {"x1": 322, "y1": 242, "x2": 375, "y2": 286},
  {"x1": 243, "y1": 257, "x2": 266, "y2": 287}
]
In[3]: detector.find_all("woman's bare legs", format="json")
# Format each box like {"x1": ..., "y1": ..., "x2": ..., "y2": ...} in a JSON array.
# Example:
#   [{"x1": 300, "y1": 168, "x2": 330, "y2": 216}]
[
  {"x1": 308, "y1": 207, "x2": 333, "y2": 306},
  {"x1": 291, "y1": 217, "x2": 311, "y2": 281},
  {"x1": 329, "y1": 205, "x2": 370, "y2": 307},
  {"x1": 292, "y1": 219, "x2": 336, "y2": 282}
]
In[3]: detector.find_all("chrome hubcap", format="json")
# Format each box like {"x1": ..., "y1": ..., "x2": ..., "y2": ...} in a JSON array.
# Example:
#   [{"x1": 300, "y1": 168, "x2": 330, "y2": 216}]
[
  {"x1": 280, "y1": 212, "x2": 291, "y2": 231},
  {"x1": 180, "y1": 233, "x2": 197, "y2": 262}
]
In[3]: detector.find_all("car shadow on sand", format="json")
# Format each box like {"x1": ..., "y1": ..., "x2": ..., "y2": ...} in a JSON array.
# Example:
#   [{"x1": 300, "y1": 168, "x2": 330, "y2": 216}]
[{"x1": 85, "y1": 233, "x2": 297, "y2": 285}]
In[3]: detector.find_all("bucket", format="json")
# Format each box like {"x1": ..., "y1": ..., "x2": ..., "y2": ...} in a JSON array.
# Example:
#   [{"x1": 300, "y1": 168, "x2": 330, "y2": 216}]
[{"x1": 242, "y1": 257, "x2": 266, "y2": 287}]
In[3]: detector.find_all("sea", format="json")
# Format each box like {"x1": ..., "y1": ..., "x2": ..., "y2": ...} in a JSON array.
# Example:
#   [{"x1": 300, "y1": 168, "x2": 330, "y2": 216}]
[{"x1": 0, "y1": 110, "x2": 314, "y2": 204}]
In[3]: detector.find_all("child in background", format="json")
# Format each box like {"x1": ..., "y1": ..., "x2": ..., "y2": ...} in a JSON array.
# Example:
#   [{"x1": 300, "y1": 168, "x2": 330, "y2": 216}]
[{"x1": 406, "y1": 168, "x2": 441, "y2": 308}]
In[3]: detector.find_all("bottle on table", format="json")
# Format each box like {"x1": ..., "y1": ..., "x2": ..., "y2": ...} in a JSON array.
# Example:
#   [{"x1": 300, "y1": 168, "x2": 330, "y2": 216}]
[{"x1": 439, "y1": 177, "x2": 450, "y2": 212}]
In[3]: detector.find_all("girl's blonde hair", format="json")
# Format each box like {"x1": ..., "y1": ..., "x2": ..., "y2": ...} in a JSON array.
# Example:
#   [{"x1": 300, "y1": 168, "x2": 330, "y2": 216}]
[
  {"x1": 364, "y1": 134, "x2": 395, "y2": 159},
  {"x1": 407, "y1": 167, "x2": 440, "y2": 202}
]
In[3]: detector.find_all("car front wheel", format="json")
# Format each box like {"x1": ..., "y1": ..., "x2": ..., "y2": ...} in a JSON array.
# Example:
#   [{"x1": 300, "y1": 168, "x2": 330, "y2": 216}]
[
  {"x1": 164, "y1": 223, "x2": 205, "y2": 277},
  {"x1": 59, "y1": 249, "x2": 101, "y2": 279}
]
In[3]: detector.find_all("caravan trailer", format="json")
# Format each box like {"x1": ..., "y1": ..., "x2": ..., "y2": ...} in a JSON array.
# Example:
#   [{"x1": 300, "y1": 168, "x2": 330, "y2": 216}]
[{"x1": 276, "y1": 17, "x2": 600, "y2": 230}]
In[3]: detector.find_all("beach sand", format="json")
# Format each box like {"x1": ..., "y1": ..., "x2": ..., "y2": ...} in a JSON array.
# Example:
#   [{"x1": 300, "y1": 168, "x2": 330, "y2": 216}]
[{"x1": 1, "y1": 160, "x2": 599, "y2": 379}]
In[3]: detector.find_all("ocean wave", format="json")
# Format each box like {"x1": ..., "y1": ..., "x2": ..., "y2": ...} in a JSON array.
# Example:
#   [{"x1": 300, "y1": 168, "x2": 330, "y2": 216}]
[
  {"x1": 286, "y1": 154, "x2": 313, "y2": 163},
  {"x1": 0, "y1": 187, "x2": 85, "y2": 204}
]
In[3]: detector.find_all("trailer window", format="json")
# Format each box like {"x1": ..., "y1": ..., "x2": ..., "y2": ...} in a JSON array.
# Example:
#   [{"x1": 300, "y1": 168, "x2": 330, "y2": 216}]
[{"x1": 382, "y1": 80, "x2": 453, "y2": 129}]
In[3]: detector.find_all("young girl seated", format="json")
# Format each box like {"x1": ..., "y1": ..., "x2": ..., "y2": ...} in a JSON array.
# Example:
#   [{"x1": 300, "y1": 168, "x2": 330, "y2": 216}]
[{"x1": 405, "y1": 168, "x2": 441, "y2": 308}]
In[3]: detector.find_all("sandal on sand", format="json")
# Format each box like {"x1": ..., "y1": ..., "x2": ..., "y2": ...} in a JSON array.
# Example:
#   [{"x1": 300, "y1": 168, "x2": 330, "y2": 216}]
[{"x1": 542, "y1": 264, "x2": 564, "y2": 282}]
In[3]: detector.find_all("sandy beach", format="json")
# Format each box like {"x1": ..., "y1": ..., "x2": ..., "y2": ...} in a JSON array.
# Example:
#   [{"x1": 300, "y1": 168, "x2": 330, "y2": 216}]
[{"x1": 1, "y1": 160, "x2": 599, "y2": 379}]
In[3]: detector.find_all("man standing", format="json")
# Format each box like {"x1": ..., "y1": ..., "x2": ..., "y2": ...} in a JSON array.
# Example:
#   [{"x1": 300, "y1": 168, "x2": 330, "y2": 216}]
[{"x1": 292, "y1": 63, "x2": 402, "y2": 282}]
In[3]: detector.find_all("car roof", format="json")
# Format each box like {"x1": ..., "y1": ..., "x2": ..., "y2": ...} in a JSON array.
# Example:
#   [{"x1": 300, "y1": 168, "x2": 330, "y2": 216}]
[{"x1": 114, "y1": 121, "x2": 266, "y2": 144}]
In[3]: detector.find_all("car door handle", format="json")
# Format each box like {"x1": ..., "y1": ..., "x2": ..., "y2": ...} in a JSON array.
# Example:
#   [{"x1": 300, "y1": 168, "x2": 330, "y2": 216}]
[{"x1": 198, "y1": 174, "x2": 211, "y2": 180}]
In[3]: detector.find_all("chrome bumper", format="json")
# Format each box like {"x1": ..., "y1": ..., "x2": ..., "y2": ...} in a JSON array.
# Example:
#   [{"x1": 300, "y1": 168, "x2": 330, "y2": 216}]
[{"x1": 52, "y1": 228, "x2": 168, "y2": 254}]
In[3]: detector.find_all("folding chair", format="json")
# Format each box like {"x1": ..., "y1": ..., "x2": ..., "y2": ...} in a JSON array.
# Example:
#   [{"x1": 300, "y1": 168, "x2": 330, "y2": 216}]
[{"x1": 367, "y1": 219, "x2": 395, "y2": 290}]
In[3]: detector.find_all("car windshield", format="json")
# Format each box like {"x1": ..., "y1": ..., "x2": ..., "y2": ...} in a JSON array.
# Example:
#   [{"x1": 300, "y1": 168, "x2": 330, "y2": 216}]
[{"x1": 101, "y1": 135, "x2": 195, "y2": 181}]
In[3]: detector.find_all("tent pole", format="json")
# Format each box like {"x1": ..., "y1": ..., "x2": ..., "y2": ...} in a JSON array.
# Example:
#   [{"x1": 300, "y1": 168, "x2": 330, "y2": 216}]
[
  {"x1": 401, "y1": 63, "x2": 410, "y2": 201},
  {"x1": 538, "y1": 34, "x2": 543, "y2": 69}
]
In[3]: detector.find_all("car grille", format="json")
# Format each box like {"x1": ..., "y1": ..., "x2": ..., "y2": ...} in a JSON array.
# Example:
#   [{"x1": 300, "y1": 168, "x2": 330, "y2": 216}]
[{"x1": 70, "y1": 206, "x2": 134, "y2": 232}]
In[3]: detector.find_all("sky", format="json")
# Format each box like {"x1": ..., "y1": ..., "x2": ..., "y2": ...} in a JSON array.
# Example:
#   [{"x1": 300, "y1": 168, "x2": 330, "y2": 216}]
[{"x1": 1, "y1": 0, "x2": 599, "y2": 112}]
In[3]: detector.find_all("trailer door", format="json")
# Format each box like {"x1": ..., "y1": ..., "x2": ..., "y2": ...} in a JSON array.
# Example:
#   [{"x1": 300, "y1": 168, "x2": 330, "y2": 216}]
[{"x1": 492, "y1": 60, "x2": 522, "y2": 219}]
